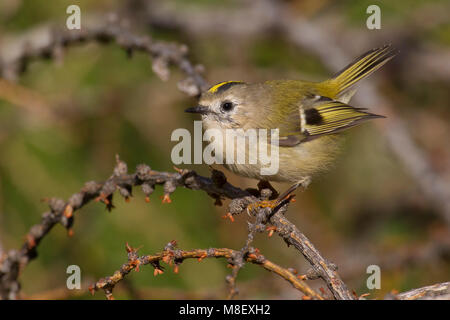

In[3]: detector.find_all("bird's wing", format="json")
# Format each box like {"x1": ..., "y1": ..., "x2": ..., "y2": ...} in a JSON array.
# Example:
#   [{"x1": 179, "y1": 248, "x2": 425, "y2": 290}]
[{"x1": 274, "y1": 95, "x2": 385, "y2": 147}]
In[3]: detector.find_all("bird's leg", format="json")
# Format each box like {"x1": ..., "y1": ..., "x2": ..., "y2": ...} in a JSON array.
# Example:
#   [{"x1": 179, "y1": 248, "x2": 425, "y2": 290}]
[
  {"x1": 246, "y1": 177, "x2": 311, "y2": 214},
  {"x1": 277, "y1": 177, "x2": 311, "y2": 201}
]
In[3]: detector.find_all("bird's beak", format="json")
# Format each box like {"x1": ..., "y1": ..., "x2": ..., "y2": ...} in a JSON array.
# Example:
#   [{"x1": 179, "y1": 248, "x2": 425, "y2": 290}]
[{"x1": 184, "y1": 105, "x2": 210, "y2": 115}]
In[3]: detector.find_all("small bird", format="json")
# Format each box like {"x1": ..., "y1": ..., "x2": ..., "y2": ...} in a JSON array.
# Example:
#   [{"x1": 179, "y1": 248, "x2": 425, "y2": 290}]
[{"x1": 186, "y1": 45, "x2": 396, "y2": 198}]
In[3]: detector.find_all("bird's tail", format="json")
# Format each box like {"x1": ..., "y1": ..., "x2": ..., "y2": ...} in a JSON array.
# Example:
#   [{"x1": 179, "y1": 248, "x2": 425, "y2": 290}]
[{"x1": 325, "y1": 45, "x2": 397, "y2": 99}]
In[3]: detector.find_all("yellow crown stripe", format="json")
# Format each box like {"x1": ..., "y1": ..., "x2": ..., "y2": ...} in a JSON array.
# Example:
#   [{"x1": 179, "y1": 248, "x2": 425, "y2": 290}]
[{"x1": 208, "y1": 81, "x2": 243, "y2": 93}]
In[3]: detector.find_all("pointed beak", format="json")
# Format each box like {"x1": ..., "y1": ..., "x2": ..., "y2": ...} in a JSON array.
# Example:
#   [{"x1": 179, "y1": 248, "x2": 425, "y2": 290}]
[{"x1": 184, "y1": 105, "x2": 210, "y2": 115}]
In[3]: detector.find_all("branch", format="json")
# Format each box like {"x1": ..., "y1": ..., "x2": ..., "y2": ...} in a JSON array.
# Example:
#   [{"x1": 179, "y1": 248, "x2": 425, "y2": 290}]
[
  {"x1": 89, "y1": 241, "x2": 324, "y2": 300},
  {"x1": 391, "y1": 281, "x2": 450, "y2": 300},
  {"x1": 0, "y1": 14, "x2": 209, "y2": 96},
  {"x1": 269, "y1": 213, "x2": 353, "y2": 300},
  {"x1": 0, "y1": 156, "x2": 352, "y2": 300}
]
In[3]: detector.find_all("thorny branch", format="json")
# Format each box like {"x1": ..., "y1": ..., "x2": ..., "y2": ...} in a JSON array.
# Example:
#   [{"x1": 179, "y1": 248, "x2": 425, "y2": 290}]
[
  {"x1": 0, "y1": 156, "x2": 348, "y2": 299},
  {"x1": 387, "y1": 281, "x2": 450, "y2": 300},
  {"x1": 0, "y1": 13, "x2": 208, "y2": 96},
  {"x1": 90, "y1": 241, "x2": 323, "y2": 300}
]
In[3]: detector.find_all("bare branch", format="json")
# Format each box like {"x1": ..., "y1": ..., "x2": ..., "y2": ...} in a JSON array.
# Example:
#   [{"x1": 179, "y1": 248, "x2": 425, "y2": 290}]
[
  {"x1": 391, "y1": 281, "x2": 450, "y2": 300},
  {"x1": 270, "y1": 213, "x2": 353, "y2": 300},
  {"x1": 89, "y1": 242, "x2": 324, "y2": 300},
  {"x1": 0, "y1": 14, "x2": 209, "y2": 96},
  {"x1": 0, "y1": 155, "x2": 352, "y2": 299}
]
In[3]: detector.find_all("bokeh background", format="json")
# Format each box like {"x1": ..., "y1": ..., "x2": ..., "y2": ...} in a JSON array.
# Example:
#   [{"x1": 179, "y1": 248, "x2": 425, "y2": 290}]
[{"x1": 0, "y1": 0, "x2": 449, "y2": 299}]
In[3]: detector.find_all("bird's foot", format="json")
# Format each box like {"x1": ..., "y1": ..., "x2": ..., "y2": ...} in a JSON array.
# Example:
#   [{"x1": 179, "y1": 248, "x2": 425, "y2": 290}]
[{"x1": 246, "y1": 199, "x2": 280, "y2": 216}]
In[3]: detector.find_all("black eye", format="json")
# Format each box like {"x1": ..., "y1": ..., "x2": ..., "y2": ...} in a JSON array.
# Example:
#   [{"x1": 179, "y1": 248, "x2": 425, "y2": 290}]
[{"x1": 220, "y1": 101, "x2": 234, "y2": 112}]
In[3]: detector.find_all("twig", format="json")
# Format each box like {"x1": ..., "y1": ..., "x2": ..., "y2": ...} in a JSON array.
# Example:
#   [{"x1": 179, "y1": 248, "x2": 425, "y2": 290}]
[
  {"x1": 90, "y1": 242, "x2": 324, "y2": 300},
  {"x1": 0, "y1": 156, "x2": 350, "y2": 299},
  {"x1": 0, "y1": 14, "x2": 209, "y2": 96},
  {"x1": 390, "y1": 281, "x2": 450, "y2": 300},
  {"x1": 270, "y1": 213, "x2": 354, "y2": 300}
]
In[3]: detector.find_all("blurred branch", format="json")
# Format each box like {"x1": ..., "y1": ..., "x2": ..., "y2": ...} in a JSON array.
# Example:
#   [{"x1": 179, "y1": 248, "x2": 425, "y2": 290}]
[
  {"x1": 139, "y1": 0, "x2": 450, "y2": 81},
  {"x1": 90, "y1": 241, "x2": 323, "y2": 300},
  {"x1": 0, "y1": 78, "x2": 54, "y2": 121},
  {"x1": 0, "y1": 14, "x2": 208, "y2": 96}
]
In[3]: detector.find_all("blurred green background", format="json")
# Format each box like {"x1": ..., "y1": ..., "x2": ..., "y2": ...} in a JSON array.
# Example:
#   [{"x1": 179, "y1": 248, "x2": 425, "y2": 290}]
[{"x1": 0, "y1": 0, "x2": 449, "y2": 299}]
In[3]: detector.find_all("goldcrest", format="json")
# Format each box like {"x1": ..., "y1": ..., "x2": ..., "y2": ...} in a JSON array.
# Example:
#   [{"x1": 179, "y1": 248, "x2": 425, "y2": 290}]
[{"x1": 186, "y1": 45, "x2": 396, "y2": 192}]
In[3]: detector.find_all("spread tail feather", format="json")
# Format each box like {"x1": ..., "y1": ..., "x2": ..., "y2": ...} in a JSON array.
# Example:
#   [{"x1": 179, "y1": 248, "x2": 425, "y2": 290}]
[{"x1": 326, "y1": 45, "x2": 397, "y2": 98}]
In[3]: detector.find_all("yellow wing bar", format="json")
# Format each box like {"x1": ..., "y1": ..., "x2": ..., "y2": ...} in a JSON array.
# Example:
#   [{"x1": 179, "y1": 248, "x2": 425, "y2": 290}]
[{"x1": 303, "y1": 101, "x2": 384, "y2": 139}]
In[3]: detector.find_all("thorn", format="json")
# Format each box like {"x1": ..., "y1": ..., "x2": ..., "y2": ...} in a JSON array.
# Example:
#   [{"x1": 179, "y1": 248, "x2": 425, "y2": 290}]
[
  {"x1": 221, "y1": 212, "x2": 235, "y2": 222},
  {"x1": 125, "y1": 197, "x2": 131, "y2": 203},
  {"x1": 162, "y1": 254, "x2": 172, "y2": 265},
  {"x1": 302, "y1": 295, "x2": 312, "y2": 300},
  {"x1": 197, "y1": 253, "x2": 207, "y2": 262},
  {"x1": 125, "y1": 242, "x2": 133, "y2": 253},
  {"x1": 173, "y1": 166, "x2": 183, "y2": 174},
  {"x1": 226, "y1": 264, "x2": 235, "y2": 269},
  {"x1": 153, "y1": 268, "x2": 164, "y2": 276},
  {"x1": 95, "y1": 193, "x2": 110, "y2": 205},
  {"x1": 64, "y1": 205, "x2": 73, "y2": 218},
  {"x1": 173, "y1": 264, "x2": 179, "y2": 274},
  {"x1": 88, "y1": 285, "x2": 95, "y2": 295},
  {"x1": 290, "y1": 198, "x2": 296, "y2": 203},
  {"x1": 133, "y1": 260, "x2": 141, "y2": 272},
  {"x1": 26, "y1": 234, "x2": 36, "y2": 249},
  {"x1": 161, "y1": 194, "x2": 172, "y2": 204},
  {"x1": 67, "y1": 229, "x2": 74, "y2": 237},
  {"x1": 145, "y1": 196, "x2": 151, "y2": 203},
  {"x1": 266, "y1": 226, "x2": 277, "y2": 237},
  {"x1": 170, "y1": 240, "x2": 178, "y2": 247},
  {"x1": 247, "y1": 253, "x2": 257, "y2": 260},
  {"x1": 359, "y1": 293, "x2": 371, "y2": 299},
  {"x1": 288, "y1": 268, "x2": 298, "y2": 275}
]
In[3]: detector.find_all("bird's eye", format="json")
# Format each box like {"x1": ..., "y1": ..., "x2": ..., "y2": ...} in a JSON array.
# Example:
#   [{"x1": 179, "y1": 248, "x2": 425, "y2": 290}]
[{"x1": 220, "y1": 101, "x2": 234, "y2": 112}]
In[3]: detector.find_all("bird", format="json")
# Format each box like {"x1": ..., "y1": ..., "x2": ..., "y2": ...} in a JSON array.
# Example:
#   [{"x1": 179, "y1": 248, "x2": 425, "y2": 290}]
[{"x1": 185, "y1": 45, "x2": 396, "y2": 201}]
